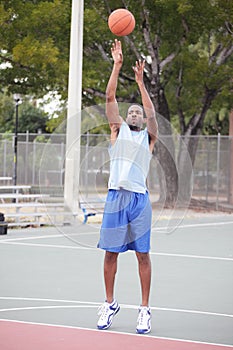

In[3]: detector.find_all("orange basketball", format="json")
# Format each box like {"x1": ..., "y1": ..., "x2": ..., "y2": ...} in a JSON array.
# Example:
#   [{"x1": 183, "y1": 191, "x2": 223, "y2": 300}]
[{"x1": 108, "y1": 9, "x2": 135, "y2": 36}]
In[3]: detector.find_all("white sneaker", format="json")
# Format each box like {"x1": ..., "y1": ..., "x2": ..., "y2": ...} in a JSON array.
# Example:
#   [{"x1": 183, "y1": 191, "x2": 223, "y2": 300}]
[
  {"x1": 97, "y1": 299, "x2": 120, "y2": 330},
  {"x1": 136, "y1": 306, "x2": 151, "y2": 334}
]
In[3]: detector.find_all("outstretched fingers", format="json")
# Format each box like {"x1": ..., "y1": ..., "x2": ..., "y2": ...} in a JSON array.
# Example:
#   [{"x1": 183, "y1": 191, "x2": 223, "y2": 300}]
[
  {"x1": 133, "y1": 59, "x2": 145, "y2": 84},
  {"x1": 111, "y1": 39, "x2": 121, "y2": 52},
  {"x1": 133, "y1": 59, "x2": 145, "y2": 72},
  {"x1": 111, "y1": 39, "x2": 123, "y2": 64}
]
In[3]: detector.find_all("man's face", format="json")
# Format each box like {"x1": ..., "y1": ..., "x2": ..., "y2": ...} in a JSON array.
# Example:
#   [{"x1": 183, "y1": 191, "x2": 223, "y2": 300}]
[{"x1": 126, "y1": 105, "x2": 144, "y2": 129}]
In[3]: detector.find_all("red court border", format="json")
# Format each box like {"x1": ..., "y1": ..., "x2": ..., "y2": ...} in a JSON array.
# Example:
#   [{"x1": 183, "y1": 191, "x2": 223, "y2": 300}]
[{"x1": 0, "y1": 320, "x2": 233, "y2": 350}]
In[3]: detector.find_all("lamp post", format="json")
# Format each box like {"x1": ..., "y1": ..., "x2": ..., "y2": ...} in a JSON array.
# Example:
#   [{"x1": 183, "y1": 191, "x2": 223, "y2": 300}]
[{"x1": 13, "y1": 94, "x2": 20, "y2": 187}]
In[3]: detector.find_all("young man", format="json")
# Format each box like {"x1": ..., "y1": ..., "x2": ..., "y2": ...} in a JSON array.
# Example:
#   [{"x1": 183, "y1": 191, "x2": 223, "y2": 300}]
[{"x1": 97, "y1": 39, "x2": 158, "y2": 334}]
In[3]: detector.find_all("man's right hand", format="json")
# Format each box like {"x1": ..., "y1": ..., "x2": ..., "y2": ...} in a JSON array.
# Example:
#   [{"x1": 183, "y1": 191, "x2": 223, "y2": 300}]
[{"x1": 111, "y1": 39, "x2": 123, "y2": 66}]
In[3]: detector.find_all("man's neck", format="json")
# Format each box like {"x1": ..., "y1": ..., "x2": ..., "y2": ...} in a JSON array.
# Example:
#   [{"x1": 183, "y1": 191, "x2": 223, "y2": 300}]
[{"x1": 128, "y1": 124, "x2": 141, "y2": 131}]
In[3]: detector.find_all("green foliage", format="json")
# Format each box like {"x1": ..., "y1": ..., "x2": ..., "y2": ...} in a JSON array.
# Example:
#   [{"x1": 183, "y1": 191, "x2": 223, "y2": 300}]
[
  {"x1": 0, "y1": 0, "x2": 232, "y2": 136},
  {"x1": 83, "y1": 0, "x2": 232, "y2": 136},
  {"x1": 18, "y1": 102, "x2": 49, "y2": 133},
  {"x1": 204, "y1": 107, "x2": 229, "y2": 135},
  {"x1": 0, "y1": 91, "x2": 49, "y2": 133},
  {"x1": 0, "y1": 0, "x2": 70, "y2": 97},
  {"x1": 46, "y1": 106, "x2": 67, "y2": 133},
  {"x1": 46, "y1": 113, "x2": 66, "y2": 133},
  {"x1": 0, "y1": 91, "x2": 15, "y2": 132}
]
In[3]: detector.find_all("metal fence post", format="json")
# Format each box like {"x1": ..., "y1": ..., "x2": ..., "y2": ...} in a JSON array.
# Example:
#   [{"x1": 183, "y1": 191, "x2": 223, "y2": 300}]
[
  {"x1": 25, "y1": 130, "x2": 29, "y2": 184},
  {"x1": 205, "y1": 138, "x2": 210, "y2": 202},
  {"x1": 32, "y1": 141, "x2": 36, "y2": 186},
  {"x1": 3, "y1": 139, "x2": 7, "y2": 177},
  {"x1": 216, "y1": 133, "x2": 221, "y2": 210},
  {"x1": 60, "y1": 142, "x2": 65, "y2": 186},
  {"x1": 85, "y1": 132, "x2": 89, "y2": 199}
]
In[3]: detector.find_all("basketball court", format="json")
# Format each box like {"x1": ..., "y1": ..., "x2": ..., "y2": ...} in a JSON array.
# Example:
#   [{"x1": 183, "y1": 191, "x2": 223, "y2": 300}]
[{"x1": 0, "y1": 211, "x2": 232, "y2": 349}]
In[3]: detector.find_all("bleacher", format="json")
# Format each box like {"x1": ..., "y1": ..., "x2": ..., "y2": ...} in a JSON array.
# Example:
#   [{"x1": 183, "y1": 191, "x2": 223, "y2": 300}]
[{"x1": 0, "y1": 178, "x2": 78, "y2": 227}]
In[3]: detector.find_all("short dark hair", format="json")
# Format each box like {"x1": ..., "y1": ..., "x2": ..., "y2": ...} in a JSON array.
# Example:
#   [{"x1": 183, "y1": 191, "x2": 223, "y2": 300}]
[{"x1": 127, "y1": 104, "x2": 146, "y2": 118}]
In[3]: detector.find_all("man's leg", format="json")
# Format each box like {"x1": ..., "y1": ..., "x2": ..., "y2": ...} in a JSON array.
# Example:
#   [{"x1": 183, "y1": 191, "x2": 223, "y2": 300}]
[
  {"x1": 97, "y1": 251, "x2": 120, "y2": 330},
  {"x1": 135, "y1": 252, "x2": 151, "y2": 306},
  {"x1": 104, "y1": 251, "x2": 119, "y2": 303},
  {"x1": 135, "y1": 251, "x2": 152, "y2": 334}
]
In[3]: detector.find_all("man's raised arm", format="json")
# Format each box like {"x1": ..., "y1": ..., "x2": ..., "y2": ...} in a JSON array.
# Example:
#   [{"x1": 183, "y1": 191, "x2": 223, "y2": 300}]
[
  {"x1": 133, "y1": 60, "x2": 158, "y2": 147},
  {"x1": 106, "y1": 40, "x2": 123, "y2": 125}
]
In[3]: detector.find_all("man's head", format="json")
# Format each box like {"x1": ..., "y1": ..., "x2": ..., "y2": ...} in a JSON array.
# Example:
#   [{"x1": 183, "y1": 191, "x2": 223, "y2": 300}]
[{"x1": 126, "y1": 104, "x2": 144, "y2": 131}]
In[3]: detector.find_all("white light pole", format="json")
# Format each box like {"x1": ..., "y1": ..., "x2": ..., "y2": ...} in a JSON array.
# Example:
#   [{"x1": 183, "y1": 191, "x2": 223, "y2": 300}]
[
  {"x1": 64, "y1": 0, "x2": 84, "y2": 212},
  {"x1": 13, "y1": 94, "x2": 21, "y2": 187}
]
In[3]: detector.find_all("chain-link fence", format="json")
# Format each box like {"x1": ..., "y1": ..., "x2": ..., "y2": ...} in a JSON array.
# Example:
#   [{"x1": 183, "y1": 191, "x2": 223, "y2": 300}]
[
  {"x1": 1, "y1": 133, "x2": 233, "y2": 209},
  {"x1": 191, "y1": 135, "x2": 233, "y2": 209}
]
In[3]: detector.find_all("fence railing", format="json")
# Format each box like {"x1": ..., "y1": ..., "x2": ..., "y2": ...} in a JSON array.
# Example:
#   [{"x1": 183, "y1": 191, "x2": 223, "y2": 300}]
[{"x1": 0, "y1": 133, "x2": 233, "y2": 209}]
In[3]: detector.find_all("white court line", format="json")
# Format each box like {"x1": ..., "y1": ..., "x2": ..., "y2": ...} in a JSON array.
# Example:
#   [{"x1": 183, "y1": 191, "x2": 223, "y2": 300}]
[
  {"x1": 0, "y1": 220, "x2": 233, "y2": 261},
  {"x1": 150, "y1": 251, "x2": 233, "y2": 261},
  {"x1": 0, "y1": 305, "x2": 232, "y2": 319},
  {"x1": 0, "y1": 220, "x2": 232, "y2": 246},
  {"x1": 0, "y1": 240, "x2": 98, "y2": 251},
  {"x1": 152, "y1": 220, "x2": 233, "y2": 231},
  {"x1": 0, "y1": 296, "x2": 99, "y2": 305},
  {"x1": 0, "y1": 305, "x2": 98, "y2": 312},
  {"x1": 0, "y1": 220, "x2": 233, "y2": 244},
  {"x1": 0, "y1": 240, "x2": 232, "y2": 261},
  {"x1": 0, "y1": 318, "x2": 233, "y2": 348},
  {"x1": 0, "y1": 297, "x2": 232, "y2": 318},
  {"x1": 0, "y1": 231, "x2": 99, "y2": 243}
]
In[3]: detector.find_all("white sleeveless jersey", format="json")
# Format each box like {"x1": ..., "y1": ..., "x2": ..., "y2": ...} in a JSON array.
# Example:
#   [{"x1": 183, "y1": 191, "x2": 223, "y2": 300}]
[{"x1": 108, "y1": 122, "x2": 152, "y2": 194}]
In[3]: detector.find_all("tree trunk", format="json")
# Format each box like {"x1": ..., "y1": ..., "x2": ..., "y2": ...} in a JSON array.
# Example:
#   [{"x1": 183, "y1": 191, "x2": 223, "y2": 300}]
[
  {"x1": 177, "y1": 135, "x2": 197, "y2": 203},
  {"x1": 152, "y1": 87, "x2": 178, "y2": 207}
]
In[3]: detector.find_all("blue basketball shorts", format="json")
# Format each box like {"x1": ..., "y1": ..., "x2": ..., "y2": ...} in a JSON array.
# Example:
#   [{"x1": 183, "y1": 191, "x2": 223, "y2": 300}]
[{"x1": 97, "y1": 189, "x2": 152, "y2": 253}]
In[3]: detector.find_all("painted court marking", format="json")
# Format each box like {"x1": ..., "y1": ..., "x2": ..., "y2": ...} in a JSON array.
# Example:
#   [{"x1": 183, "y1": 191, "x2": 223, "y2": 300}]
[
  {"x1": 0, "y1": 239, "x2": 232, "y2": 261},
  {"x1": 0, "y1": 319, "x2": 232, "y2": 350},
  {"x1": 152, "y1": 220, "x2": 233, "y2": 230},
  {"x1": 0, "y1": 297, "x2": 232, "y2": 319},
  {"x1": 0, "y1": 219, "x2": 233, "y2": 244}
]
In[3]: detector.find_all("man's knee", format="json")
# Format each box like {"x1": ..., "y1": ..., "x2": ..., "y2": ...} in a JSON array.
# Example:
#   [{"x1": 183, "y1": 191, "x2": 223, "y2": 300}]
[
  {"x1": 105, "y1": 251, "x2": 119, "y2": 264},
  {"x1": 136, "y1": 252, "x2": 151, "y2": 265}
]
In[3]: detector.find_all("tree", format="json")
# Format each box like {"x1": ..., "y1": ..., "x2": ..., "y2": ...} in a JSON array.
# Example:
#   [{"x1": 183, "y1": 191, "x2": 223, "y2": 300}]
[
  {"x1": 0, "y1": 91, "x2": 14, "y2": 132},
  {"x1": 0, "y1": 0, "x2": 232, "y2": 206},
  {"x1": 0, "y1": 0, "x2": 70, "y2": 98},
  {"x1": 17, "y1": 102, "x2": 49, "y2": 133},
  {"x1": 0, "y1": 92, "x2": 49, "y2": 133},
  {"x1": 83, "y1": 0, "x2": 233, "y2": 205}
]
